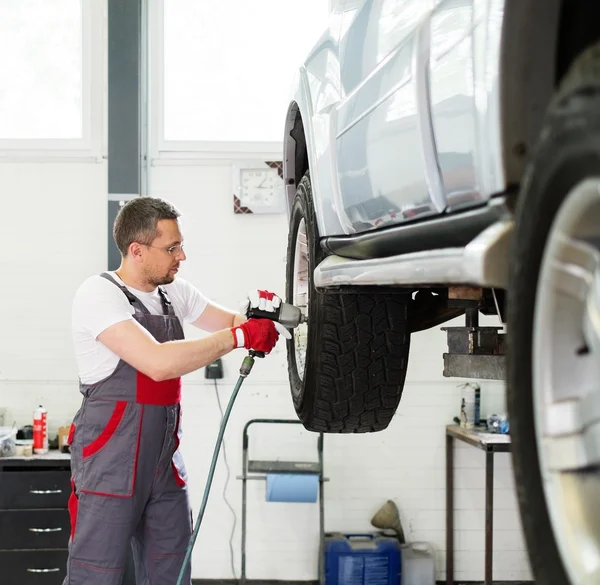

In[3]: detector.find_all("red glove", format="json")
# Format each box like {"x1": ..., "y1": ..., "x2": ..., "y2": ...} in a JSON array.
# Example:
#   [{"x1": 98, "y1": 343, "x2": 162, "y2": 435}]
[
  {"x1": 242, "y1": 289, "x2": 282, "y2": 314},
  {"x1": 231, "y1": 318, "x2": 280, "y2": 353}
]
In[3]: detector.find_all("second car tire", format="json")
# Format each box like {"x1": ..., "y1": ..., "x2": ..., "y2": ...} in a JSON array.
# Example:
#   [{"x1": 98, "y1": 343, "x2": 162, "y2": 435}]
[
  {"x1": 285, "y1": 171, "x2": 412, "y2": 433},
  {"x1": 507, "y1": 41, "x2": 600, "y2": 585}
]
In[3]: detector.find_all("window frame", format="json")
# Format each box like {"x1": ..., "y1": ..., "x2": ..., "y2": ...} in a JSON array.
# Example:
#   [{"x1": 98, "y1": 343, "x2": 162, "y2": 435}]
[
  {"x1": 150, "y1": 0, "x2": 310, "y2": 160},
  {"x1": 0, "y1": 0, "x2": 104, "y2": 161}
]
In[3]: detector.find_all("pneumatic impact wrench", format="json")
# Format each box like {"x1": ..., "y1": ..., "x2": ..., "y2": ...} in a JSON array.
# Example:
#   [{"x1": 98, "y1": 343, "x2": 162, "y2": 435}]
[
  {"x1": 240, "y1": 301, "x2": 308, "y2": 375},
  {"x1": 176, "y1": 300, "x2": 306, "y2": 585},
  {"x1": 247, "y1": 300, "x2": 307, "y2": 329}
]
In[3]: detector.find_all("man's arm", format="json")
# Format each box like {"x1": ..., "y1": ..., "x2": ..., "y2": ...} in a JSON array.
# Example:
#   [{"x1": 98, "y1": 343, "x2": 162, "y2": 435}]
[
  {"x1": 191, "y1": 289, "x2": 284, "y2": 332},
  {"x1": 97, "y1": 315, "x2": 281, "y2": 381},
  {"x1": 98, "y1": 319, "x2": 235, "y2": 381},
  {"x1": 191, "y1": 301, "x2": 246, "y2": 331}
]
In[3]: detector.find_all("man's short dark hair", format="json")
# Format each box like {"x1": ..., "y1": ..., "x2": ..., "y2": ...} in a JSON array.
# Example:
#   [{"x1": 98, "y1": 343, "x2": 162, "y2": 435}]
[{"x1": 113, "y1": 196, "x2": 181, "y2": 256}]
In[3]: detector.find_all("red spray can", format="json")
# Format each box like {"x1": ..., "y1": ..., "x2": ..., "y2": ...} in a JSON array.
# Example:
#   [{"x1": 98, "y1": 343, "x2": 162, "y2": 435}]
[{"x1": 33, "y1": 405, "x2": 48, "y2": 454}]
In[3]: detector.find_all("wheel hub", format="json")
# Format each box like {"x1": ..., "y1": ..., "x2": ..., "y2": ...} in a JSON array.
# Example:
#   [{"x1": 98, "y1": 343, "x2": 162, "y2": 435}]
[{"x1": 292, "y1": 218, "x2": 309, "y2": 384}]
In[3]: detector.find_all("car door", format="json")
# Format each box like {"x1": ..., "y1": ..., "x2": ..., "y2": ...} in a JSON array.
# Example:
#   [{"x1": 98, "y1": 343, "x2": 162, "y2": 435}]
[
  {"x1": 334, "y1": 0, "x2": 442, "y2": 234},
  {"x1": 428, "y1": 0, "x2": 480, "y2": 210}
]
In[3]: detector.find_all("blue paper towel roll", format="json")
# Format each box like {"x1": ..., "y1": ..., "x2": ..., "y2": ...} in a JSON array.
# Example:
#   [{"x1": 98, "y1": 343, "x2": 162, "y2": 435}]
[{"x1": 265, "y1": 473, "x2": 319, "y2": 503}]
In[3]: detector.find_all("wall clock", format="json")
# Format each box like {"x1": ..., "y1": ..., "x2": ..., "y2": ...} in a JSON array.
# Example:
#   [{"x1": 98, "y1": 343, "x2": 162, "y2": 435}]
[{"x1": 232, "y1": 160, "x2": 285, "y2": 214}]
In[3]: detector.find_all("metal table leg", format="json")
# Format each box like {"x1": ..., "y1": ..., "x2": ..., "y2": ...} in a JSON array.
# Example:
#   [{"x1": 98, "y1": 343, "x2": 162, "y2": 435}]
[
  {"x1": 485, "y1": 451, "x2": 494, "y2": 585},
  {"x1": 446, "y1": 433, "x2": 454, "y2": 585},
  {"x1": 445, "y1": 425, "x2": 509, "y2": 585},
  {"x1": 318, "y1": 433, "x2": 325, "y2": 585}
]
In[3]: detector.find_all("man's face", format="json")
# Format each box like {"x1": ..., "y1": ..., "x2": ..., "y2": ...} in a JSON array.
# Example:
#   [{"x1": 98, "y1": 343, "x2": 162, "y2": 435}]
[{"x1": 141, "y1": 218, "x2": 186, "y2": 287}]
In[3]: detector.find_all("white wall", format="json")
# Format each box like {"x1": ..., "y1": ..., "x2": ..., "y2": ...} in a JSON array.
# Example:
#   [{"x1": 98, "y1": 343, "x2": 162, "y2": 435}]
[
  {"x1": 0, "y1": 154, "x2": 530, "y2": 581},
  {"x1": 0, "y1": 159, "x2": 107, "y2": 431}
]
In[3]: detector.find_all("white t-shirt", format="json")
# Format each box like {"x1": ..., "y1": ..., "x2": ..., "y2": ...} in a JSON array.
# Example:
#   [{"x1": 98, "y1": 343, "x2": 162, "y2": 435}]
[{"x1": 72, "y1": 272, "x2": 209, "y2": 384}]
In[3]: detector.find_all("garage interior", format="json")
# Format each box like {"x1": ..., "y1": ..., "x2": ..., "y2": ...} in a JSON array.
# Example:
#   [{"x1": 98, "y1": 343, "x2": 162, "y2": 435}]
[{"x1": 0, "y1": 1, "x2": 551, "y2": 584}]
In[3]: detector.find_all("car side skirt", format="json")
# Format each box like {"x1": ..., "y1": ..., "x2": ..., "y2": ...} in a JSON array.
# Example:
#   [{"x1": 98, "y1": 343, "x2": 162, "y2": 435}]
[
  {"x1": 314, "y1": 204, "x2": 513, "y2": 290},
  {"x1": 321, "y1": 195, "x2": 511, "y2": 260}
]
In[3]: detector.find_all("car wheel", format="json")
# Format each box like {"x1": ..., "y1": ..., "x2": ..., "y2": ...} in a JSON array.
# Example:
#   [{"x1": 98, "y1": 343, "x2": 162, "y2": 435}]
[
  {"x1": 507, "y1": 42, "x2": 600, "y2": 585},
  {"x1": 285, "y1": 171, "x2": 411, "y2": 433}
]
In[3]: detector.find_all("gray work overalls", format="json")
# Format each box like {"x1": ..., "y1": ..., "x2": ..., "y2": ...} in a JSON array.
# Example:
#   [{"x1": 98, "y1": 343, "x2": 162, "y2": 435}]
[{"x1": 63, "y1": 273, "x2": 192, "y2": 585}]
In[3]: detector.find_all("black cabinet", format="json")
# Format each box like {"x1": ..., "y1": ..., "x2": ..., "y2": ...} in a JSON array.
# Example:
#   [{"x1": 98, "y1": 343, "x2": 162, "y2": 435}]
[
  {"x1": 0, "y1": 455, "x2": 136, "y2": 585},
  {"x1": 0, "y1": 457, "x2": 72, "y2": 585}
]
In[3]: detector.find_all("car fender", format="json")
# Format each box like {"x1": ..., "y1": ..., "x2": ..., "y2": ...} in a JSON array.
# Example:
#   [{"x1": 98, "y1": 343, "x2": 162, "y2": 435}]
[{"x1": 283, "y1": 66, "x2": 347, "y2": 239}]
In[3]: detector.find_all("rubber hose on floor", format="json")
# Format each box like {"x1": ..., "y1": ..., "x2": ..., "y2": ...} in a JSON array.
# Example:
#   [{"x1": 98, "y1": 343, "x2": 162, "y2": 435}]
[{"x1": 175, "y1": 364, "x2": 249, "y2": 585}]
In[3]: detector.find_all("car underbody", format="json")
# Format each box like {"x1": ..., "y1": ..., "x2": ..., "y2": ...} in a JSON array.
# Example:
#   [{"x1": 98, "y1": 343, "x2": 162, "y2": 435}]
[{"x1": 313, "y1": 193, "x2": 513, "y2": 382}]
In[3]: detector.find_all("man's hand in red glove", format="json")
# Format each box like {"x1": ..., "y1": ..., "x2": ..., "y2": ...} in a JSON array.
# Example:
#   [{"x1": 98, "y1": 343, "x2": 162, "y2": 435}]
[
  {"x1": 231, "y1": 318, "x2": 288, "y2": 354},
  {"x1": 242, "y1": 289, "x2": 283, "y2": 315}
]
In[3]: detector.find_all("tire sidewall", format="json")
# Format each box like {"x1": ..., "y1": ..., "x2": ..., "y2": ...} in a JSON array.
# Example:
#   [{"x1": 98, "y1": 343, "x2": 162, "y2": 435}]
[
  {"x1": 285, "y1": 173, "x2": 322, "y2": 418},
  {"x1": 508, "y1": 111, "x2": 600, "y2": 584}
]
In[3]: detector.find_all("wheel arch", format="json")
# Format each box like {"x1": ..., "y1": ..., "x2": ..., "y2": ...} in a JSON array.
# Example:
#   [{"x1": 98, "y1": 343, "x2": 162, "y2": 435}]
[
  {"x1": 283, "y1": 101, "x2": 310, "y2": 219},
  {"x1": 500, "y1": 0, "x2": 600, "y2": 189}
]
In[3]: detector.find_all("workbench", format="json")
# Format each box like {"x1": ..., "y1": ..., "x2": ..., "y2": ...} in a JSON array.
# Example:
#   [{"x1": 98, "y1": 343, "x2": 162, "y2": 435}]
[{"x1": 445, "y1": 424, "x2": 511, "y2": 585}]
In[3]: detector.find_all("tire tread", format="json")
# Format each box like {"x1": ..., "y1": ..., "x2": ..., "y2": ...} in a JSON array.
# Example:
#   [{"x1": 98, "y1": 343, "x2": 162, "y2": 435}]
[{"x1": 312, "y1": 293, "x2": 410, "y2": 433}]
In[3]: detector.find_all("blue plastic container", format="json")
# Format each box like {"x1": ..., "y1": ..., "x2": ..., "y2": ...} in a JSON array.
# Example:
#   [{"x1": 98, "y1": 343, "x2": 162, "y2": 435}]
[{"x1": 324, "y1": 533, "x2": 402, "y2": 585}]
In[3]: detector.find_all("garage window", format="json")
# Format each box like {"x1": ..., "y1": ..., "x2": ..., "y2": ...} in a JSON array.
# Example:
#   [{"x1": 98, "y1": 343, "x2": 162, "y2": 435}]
[
  {"x1": 156, "y1": 0, "x2": 330, "y2": 152},
  {"x1": 0, "y1": 0, "x2": 102, "y2": 156}
]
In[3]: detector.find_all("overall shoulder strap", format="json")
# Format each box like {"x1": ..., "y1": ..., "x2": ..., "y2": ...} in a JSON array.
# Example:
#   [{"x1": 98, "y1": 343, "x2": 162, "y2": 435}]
[
  {"x1": 99, "y1": 272, "x2": 151, "y2": 315},
  {"x1": 157, "y1": 286, "x2": 175, "y2": 316}
]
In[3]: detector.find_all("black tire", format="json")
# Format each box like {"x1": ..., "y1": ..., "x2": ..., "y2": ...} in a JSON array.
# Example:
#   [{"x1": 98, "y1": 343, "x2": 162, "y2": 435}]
[
  {"x1": 285, "y1": 172, "x2": 411, "y2": 433},
  {"x1": 507, "y1": 42, "x2": 600, "y2": 585}
]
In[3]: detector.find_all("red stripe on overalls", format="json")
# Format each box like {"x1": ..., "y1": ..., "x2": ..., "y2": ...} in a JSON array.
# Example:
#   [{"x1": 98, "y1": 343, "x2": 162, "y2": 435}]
[
  {"x1": 68, "y1": 479, "x2": 78, "y2": 539},
  {"x1": 66, "y1": 426, "x2": 79, "y2": 538},
  {"x1": 82, "y1": 401, "x2": 127, "y2": 458},
  {"x1": 171, "y1": 408, "x2": 185, "y2": 487},
  {"x1": 136, "y1": 372, "x2": 182, "y2": 405}
]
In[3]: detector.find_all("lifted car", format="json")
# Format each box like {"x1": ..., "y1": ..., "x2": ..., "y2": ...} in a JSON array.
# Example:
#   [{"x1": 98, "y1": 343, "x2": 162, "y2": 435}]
[{"x1": 281, "y1": 2, "x2": 600, "y2": 585}]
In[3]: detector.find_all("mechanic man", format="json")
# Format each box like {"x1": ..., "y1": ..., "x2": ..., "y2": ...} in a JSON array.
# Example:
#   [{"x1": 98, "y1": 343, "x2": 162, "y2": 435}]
[{"x1": 63, "y1": 196, "x2": 289, "y2": 585}]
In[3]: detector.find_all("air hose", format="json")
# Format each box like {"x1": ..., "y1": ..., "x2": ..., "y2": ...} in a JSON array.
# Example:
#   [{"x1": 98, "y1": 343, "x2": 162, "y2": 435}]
[{"x1": 176, "y1": 350, "x2": 263, "y2": 585}]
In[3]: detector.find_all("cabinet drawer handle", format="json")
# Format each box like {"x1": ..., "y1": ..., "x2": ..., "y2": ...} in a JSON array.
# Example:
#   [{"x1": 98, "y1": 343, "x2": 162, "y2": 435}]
[
  {"x1": 29, "y1": 489, "x2": 63, "y2": 495},
  {"x1": 29, "y1": 527, "x2": 63, "y2": 533},
  {"x1": 27, "y1": 568, "x2": 60, "y2": 573}
]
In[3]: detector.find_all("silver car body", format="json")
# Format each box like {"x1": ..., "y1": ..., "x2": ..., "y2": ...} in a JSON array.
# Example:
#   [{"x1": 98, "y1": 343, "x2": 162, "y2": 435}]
[{"x1": 283, "y1": 0, "x2": 507, "y2": 241}]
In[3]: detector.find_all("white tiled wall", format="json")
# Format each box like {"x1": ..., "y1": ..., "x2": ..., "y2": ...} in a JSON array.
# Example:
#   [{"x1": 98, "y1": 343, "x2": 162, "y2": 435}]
[{"x1": 0, "y1": 160, "x2": 532, "y2": 582}]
